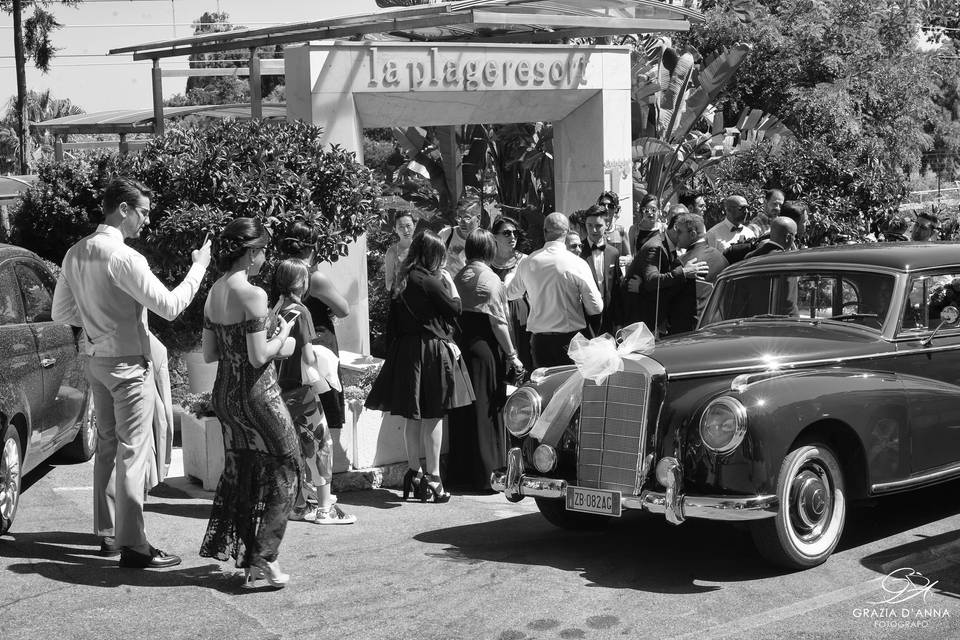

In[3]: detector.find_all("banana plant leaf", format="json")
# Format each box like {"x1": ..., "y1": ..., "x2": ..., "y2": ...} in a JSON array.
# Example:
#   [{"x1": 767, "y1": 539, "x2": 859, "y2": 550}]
[
  {"x1": 672, "y1": 43, "x2": 752, "y2": 144},
  {"x1": 658, "y1": 49, "x2": 696, "y2": 140}
]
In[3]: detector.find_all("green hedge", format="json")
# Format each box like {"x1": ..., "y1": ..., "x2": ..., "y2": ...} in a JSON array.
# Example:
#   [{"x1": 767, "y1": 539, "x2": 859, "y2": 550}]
[{"x1": 11, "y1": 119, "x2": 381, "y2": 351}]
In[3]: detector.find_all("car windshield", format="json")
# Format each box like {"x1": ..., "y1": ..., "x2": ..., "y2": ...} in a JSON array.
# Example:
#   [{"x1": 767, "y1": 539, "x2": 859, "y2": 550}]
[{"x1": 702, "y1": 270, "x2": 896, "y2": 331}]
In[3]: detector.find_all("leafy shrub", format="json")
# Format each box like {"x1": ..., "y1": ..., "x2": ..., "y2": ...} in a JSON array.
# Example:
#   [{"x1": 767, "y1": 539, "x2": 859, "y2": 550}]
[
  {"x1": 181, "y1": 391, "x2": 216, "y2": 418},
  {"x1": 12, "y1": 119, "x2": 382, "y2": 352},
  {"x1": 10, "y1": 151, "x2": 126, "y2": 263}
]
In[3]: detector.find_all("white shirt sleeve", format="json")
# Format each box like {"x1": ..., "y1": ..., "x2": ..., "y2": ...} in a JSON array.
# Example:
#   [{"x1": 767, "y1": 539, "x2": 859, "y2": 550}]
[
  {"x1": 505, "y1": 257, "x2": 528, "y2": 301},
  {"x1": 108, "y1": 251, "x2": 206, "y2": 321},
  {"x1": 574, "y1": 260, "x2": 604, "y2": 315},
  {"x1": 51, "y1": 272, "x2": 82, "y2": 326}
]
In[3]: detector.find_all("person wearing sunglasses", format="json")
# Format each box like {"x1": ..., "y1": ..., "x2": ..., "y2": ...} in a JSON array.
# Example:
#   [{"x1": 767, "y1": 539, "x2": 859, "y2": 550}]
[
  {"x1": 490, "y1": 216, "x2": 531, "y2": 371},
  {"x1": 911, "y1": 211, "x2": 942, "y2": 242},
  {"x1": 597, "y1": 190, "x2": 631, "y2": 258},
  {"x1": 439, "y1": 194, "x2": 483, "y2": 277},
  {"x1": 706, "y1": 194, "x2": 757, "y2": 251}
]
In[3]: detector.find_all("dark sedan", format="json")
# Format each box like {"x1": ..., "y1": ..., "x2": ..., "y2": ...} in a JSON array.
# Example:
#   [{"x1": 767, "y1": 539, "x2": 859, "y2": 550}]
[
  {"x1": 494, "y1": 242, "x2": 960, "y2": 569},
  {"x1": 1, "y1": 243, "x2": 94, "y2": 535}
]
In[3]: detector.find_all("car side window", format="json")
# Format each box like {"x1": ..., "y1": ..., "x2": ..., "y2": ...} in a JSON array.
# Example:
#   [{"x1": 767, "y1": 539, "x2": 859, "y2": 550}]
[
  {"x1": 0, "y1": 266, "x2": 25, "y2": 325},
  {"x1": 900, "y1": 274, "x2": 960, "y2": 333},
  {"x1": 14, "y1": 262, "x2": 54, "y2": 323}
]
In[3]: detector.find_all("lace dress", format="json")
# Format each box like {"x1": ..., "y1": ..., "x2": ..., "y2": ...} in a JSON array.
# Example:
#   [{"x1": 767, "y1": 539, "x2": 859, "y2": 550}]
[{"x1": 199, "y1": 316, "x2": 300, "y2": 568}]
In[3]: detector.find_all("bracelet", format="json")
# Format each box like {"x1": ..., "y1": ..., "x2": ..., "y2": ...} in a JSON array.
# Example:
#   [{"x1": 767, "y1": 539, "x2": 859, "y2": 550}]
[{"x1": 506, "y1": 350, "x2": 518, "y2": 359}]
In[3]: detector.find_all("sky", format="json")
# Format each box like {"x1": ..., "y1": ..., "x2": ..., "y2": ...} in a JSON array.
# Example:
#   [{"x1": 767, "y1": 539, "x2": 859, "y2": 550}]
[{"x1": 0, "y1": 0, "x2": 381, "y2": 113}]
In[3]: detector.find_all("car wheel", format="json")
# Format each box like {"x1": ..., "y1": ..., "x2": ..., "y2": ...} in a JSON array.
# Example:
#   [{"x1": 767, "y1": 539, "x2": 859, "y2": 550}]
[
  {"x1": 59, "y1": 395, "x2": 97, "y2": 463},
  {"x1": 750, "y1": 443, "x2": 846, "y2": 570},
  {"x1": 0, "y1": 425, "x2": 22, "y2": 536},
  {"x1": 534, "y1": 497, "x2": 612, "y2": 531}
]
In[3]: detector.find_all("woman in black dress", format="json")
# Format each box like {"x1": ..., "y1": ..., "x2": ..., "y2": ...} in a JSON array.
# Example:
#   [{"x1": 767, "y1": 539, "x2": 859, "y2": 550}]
[
  {"x1": 200, "y1": 217, "x2": 300, "y2": 589},
  {"x1": 448, "y1": 230, "x2": 524, "y2": 491},
  {"x1": 278, "y1": 222, "x2": 350, "y2": 431},
  {"x1": 365, "y1": 230, "x2": 475, "y2": 502}
]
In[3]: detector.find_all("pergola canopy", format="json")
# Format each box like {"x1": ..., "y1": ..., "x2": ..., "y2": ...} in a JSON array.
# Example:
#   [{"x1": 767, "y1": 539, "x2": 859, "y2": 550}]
[
  {"x1": 108, "y1": 0, "x2": 704, "y2": 60},
  {"x1": 33, "y1": 104, "x2": 288, "y2": 136}
]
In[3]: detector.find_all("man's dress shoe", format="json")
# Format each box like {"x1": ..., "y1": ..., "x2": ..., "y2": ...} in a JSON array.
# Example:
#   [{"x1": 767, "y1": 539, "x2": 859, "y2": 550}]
[{"x1": 119, "y1": 546, "x2": 182, "y2": 569}]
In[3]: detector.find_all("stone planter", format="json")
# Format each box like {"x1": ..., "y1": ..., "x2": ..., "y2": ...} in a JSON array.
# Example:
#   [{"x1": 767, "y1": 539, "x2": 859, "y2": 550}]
[{"x1": 180, "y1": 413, "x2": 224, "y2": 491}]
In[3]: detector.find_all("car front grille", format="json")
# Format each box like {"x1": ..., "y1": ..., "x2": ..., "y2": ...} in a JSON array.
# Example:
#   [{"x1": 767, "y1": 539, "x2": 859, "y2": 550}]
[{"x1": 576, "y1": 369, "x2": 649, "y2": 495}]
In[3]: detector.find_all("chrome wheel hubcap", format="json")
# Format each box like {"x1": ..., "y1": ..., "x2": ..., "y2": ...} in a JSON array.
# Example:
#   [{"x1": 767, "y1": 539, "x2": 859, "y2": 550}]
[
  {"x1": 790, "y1": 464, "x2": 831, "y2": 540},
  {"x1": 1, "y1": 437, "x2": 20, "y2": 520}
]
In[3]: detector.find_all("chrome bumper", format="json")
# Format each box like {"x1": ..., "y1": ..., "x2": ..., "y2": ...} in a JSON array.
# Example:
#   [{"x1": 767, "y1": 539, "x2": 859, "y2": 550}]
[{"x1": 491, "y1": 448, "x2": 778, "y2": 523}]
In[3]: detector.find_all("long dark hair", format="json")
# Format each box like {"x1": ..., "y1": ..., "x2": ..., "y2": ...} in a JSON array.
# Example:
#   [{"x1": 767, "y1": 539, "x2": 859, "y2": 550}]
[
  {"x1": 394, "y1": 230, "x2": 445, "y2": 297},
  {"x1": 278, "y1": 220, "x2": 318, "y2": 259}
]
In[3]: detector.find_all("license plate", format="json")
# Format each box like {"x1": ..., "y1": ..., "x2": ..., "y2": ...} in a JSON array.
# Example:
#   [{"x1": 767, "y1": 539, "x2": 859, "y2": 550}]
[{"x1": 565, "y1": 486, "x2": 622, "y2": 517}]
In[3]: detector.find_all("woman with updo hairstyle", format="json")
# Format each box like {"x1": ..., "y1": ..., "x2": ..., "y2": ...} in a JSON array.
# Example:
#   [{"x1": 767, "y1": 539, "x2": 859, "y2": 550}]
[
  {"x1": 447, "y1": 229, "x2": 523, "y2": 492},
  {"x1": 278, "y1": 220, "x2": 350, "y2": 433},
  {"x1": 365, "y1": 230, "x2": 475, "y2": 503},
  {"x1": 199, "y1": 217, "x2": 300, "y2": 588}
]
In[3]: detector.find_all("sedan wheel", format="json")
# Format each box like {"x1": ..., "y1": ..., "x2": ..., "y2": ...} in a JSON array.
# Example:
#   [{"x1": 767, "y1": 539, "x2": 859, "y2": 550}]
[
  {"x1": 59, "y1": 394, "x2": 97, "y2": 463},
  {"x1": 0, "y1": 426, "x2": 22, "y2": 536},
  {"x1": 750, "y1": 443, "x2": 846, "y2": 569}
]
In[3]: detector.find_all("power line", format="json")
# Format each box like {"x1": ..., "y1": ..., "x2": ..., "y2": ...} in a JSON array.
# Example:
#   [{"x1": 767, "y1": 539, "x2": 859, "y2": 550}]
[{"x1": 0, "y1": 22, "x2": 283, "y2": 29}]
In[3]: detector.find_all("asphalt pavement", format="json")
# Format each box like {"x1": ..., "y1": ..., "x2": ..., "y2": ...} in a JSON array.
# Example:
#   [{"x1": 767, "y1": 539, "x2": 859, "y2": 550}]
[{"x1": 2, "y1": 448, "x2": 960, "y2": 640}]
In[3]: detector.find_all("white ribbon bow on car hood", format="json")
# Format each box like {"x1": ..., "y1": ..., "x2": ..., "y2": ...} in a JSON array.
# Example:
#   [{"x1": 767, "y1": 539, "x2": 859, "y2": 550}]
[{"x1": 528, "y1": 322, "x2": 656, "y2": 445}]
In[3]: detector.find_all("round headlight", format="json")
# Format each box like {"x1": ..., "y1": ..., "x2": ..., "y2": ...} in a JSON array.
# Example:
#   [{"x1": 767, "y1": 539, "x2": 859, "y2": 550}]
[
  {"x1": 533, "y1": 444, "x2": 557, "y2": 473},
  {"x1": 503, "y1": 387, "x2": 541, "y2": 437},
  {"x1": 699, "y1": 397, "x2": 748, "y2": 454}
]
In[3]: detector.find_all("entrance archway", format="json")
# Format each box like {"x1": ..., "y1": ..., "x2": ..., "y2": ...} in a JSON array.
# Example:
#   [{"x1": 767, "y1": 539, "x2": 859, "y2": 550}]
[{"x1": 286, "y1": 41, "x2": 633, "y2": 353}]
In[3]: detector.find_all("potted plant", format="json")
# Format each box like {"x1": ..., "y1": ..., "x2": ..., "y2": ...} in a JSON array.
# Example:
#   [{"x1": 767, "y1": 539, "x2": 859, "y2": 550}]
[{"x1": 178, "y1": 391, "x2": 224, "y2": 491}]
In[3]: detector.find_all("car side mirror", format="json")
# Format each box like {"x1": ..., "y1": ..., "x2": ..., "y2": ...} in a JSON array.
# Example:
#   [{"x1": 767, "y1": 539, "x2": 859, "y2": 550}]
[
  {"x1": 922, "y1": 305, "x2": 959, "y2": 347},
  {"x1": 940, "y1": 306, "x2": 959, "y2": 325}
]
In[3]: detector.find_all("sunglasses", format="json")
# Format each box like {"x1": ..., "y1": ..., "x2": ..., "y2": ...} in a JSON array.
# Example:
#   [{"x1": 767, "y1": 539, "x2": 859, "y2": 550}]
[
  {"x1": 499, "y1": 229, "x2": 518, "y2": 237},
  {"x1": 600, "y1": 201, "x2": 617, "y2": 209}
]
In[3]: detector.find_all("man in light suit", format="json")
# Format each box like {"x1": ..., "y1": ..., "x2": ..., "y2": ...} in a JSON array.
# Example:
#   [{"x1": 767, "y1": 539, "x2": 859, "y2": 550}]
[
  {"x1": 52, "y1": 178, "x2": 211, "y2": 569},
  {"x1": 580, "y1": 204, "x2": 623, "y2": 336}
]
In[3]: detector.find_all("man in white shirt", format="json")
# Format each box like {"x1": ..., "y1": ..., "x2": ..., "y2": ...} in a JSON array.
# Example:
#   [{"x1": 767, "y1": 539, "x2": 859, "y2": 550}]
[
  {"x1": 706, "y1": 195, "x2": 756, "y2": 251},
  {"x1": 52, "y1": 178, "x2": 211, "y2": 569},
  {"x1": 506, "y1": 212, "x2": 603, "y2": 368}
]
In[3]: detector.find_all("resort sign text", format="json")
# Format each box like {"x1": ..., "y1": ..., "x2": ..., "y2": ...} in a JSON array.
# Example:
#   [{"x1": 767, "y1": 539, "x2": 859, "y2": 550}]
[{"x1": 364, "y1": 47, "x2": 593, "y2": 92}]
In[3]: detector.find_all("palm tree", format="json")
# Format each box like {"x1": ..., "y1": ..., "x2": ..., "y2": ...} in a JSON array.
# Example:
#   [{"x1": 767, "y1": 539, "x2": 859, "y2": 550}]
[{"x1": 2, "y1": 89, "x2": 84, "y2": 154}]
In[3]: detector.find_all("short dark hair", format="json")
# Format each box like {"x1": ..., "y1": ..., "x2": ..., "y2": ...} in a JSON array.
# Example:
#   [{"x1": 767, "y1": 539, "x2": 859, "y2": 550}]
[
  {"x1": 393, "y1": 211, "x2": 414, "y2": 226},
  {"x1": 102, "y1": 177, "x2": 152, "y2": 214},
  {"x1": 465, "y1": 228, "x2": 497, "y2": 263},
  {"x1": 639, "y1": 193, "x2": 659, "y2": 210},
  {"x1": 583, "y1": 204, "x2": 607, "y2": 222},
  {"x1": 491, "y1": 216, "x2": 520, "y2": 235},
  {"x1": 765, "y1": 188, "x2": 786, "y2": 202},
  {"x1": 678, "y1": 191, "x2": 702, "y2": 209}
]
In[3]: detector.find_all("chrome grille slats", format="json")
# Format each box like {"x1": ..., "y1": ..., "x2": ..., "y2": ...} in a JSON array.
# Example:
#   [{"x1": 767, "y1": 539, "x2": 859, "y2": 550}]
[{"x1": 576, "y1": 370, "x2": 648, "y2": 494}]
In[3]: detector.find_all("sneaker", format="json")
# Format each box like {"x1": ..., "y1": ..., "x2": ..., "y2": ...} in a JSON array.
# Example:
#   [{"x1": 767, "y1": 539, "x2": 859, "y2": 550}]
[
  {"x1": 289, "y1": 506, "x2": 319, "y2": 522},
  {"x1": 313, "y1": 504, "x2": 356, "y2": 525}
]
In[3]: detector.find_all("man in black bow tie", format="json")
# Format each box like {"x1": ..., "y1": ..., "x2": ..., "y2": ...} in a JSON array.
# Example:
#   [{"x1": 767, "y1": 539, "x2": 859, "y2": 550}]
[
  {"x1": 706, "y1": 195, "x2": 756, "y2": 251},
  {"x1": 580, "y1": 205, "x2": 623, "y2": 335}
]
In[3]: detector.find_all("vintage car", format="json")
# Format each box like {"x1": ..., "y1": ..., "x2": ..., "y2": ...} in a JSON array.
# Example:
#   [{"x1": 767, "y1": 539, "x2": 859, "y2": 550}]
[
  {"x1": 494, "y1": 242, "x2": 960, "y2": 569},
  {"x1": 0, "y1": 244, "x2": 94, "y2": 535}
]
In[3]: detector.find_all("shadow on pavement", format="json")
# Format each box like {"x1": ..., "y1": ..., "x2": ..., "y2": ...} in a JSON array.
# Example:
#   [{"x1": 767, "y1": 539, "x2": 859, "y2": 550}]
[
  {"x1": 861, "y1": 529, "x2": 960, "y2": 601},
  {"x1": 333, "y1": 488, "x2": 404, "y2": 510},
  {"x1": 0, "y1": 531, "x2": 240, "y2": 593},
  {"x1": 20, "y1": 463, "x2": 56, "y2": 494},
  {"x1": 144, "y1": 502, "x2": 213, "y2": 519},
  {"x1": 414, "y1": 509, "x2": 775, "y2": 594}
]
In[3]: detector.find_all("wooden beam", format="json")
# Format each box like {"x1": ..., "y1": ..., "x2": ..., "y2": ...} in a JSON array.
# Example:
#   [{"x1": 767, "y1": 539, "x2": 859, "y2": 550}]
[
  {"x1": 152, "y1": 59, "x2": 164, "y2": 136},
  {"x1": 161, "y1": 67, "x2": 285, "y2": 77},
  {"x1": 249, "y1": 48, "x2": 262, "y2": 120},
  {"x1": 39, "y1": 123, "x2": 156, "y2": 135},
  {"x1": 129, "y1": 14, "x2": 472, "y2": 61},
  {"x1": 436, "y1": 24, "x2": 688, "y2": 44}
]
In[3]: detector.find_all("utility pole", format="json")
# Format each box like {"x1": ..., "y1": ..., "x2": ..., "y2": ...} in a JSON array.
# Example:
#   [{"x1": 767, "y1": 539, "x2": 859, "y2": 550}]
[{"x1": 12, "y1": 0, "x2": 29, "y2": 174}]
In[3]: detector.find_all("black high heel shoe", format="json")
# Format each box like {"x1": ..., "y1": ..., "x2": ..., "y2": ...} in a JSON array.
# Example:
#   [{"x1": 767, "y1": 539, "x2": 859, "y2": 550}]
[
  {"x1": 402, "y1": 468, "x2": 422, "y2": 501},
  {"x1": 420, "y1": 473, "x2": 451, "y2": 503}
]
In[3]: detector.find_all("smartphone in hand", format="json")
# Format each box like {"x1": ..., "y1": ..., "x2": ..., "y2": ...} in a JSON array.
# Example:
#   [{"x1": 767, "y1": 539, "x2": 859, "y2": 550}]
[{"x1": 279, "y1": 309, "x2": 301, "y2": 324}]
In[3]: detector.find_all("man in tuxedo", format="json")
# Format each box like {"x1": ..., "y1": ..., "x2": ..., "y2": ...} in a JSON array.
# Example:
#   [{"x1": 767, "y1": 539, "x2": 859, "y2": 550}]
[
  {"x1": 580, "y1": 205, "x2": 623, "y2": 336},
  {"x1": 623, "y1": 206, "x2": 708, "y2": 336},
  {"x1": 682, "y1": 215, "x2": 729, "y2": 323},
  {"x1": 745, "y1": 216, "x2": 797, "y2": 259},
  {"x1": 52, "y1": 177, "x2": 211, "y2": 569},
  {"x1": 706, "y1": 195, "x2": 756, "y2": 251}
]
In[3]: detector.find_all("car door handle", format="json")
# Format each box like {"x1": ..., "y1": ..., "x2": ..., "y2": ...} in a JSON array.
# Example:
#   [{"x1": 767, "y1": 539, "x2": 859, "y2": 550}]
[{"x1": 40, "y1": 357, "x2": 57, "y2": 368}]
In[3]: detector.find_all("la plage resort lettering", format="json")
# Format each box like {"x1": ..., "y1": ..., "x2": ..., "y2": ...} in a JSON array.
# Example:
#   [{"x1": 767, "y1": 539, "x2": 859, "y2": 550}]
[{"x1": 366, "y1": 47, "x2": 590, "y2": 91}]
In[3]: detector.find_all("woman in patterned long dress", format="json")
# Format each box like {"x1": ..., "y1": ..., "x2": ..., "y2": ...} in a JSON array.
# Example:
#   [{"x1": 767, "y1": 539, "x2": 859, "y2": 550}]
[{"x1": 199, "y1": 217, "x2": 301, "y2": 589}]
